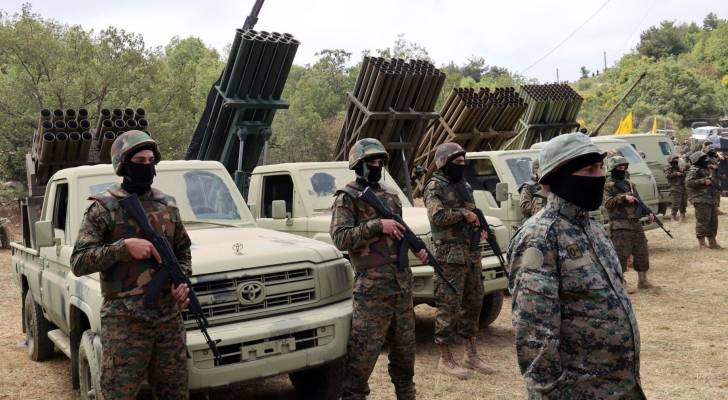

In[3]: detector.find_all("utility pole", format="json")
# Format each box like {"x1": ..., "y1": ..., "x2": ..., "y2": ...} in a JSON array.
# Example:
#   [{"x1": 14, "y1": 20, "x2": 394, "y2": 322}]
[
  {"x1": 556, "y1": 68, "x2": 560, "y2": 83},
  {"x1": 603, "y1": 51, "x2": 607, "y2": 71}
]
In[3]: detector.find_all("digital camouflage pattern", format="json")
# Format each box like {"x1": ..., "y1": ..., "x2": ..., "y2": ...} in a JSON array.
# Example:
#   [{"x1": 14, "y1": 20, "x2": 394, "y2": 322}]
[
  {"x1": 664, "y1": 157, "x2": 687, "y2": 217},
  {"x1": 423, "y1": 170, "x2": 485, "y2": 344},
  {"x1": 110, "y1": 130, "x2": 161, "y2": 175},
  {"x1": 508, "y1": 193, "x2": 645, "y2": 399},
  {"x1": 603, "y1": 176, "x2": 650, "y2": 272},
  {"x1": 347, "y1": 138, "x2": 389, "y2": 169},
  {"x1": 686, "y1": 163, "x2": 719, "y2": 239},
  {"x1": 71, "y1": 183, "x2": 191, "y2": 399},
  {"x1": 330, "y1": 180, "x2": 415, "y2": 400},
  {"x1": 434, "y1": 142, "x2": 466, "y2": 169},
  {"x1": 538, "y1": 133, "x2": 605, "y2": 183}
]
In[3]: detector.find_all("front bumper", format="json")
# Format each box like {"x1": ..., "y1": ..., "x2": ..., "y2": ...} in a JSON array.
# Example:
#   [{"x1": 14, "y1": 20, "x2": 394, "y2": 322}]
[
  {"x1": 411, "y1": 254, "x2": 508, "y2": 303},
  {"x1": 185, "y1": 299, "x2": 352, "y2": 390}
]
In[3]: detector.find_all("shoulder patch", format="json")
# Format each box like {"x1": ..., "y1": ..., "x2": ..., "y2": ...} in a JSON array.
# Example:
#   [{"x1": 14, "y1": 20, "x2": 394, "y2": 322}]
[
  {"x1": 566, "y1": 244, "x2": 582, "y2": 260},
  {"x1": 521, "y1": 247, "x2": 544, "y2": 270}
]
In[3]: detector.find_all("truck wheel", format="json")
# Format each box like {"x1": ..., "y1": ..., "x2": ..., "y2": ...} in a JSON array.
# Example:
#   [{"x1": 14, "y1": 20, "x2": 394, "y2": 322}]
[
  {"x1": 658, "y1": 203, "x2": 667, "y2": 216},
  {"x1": 479, "y1": 291, "x2": 504, "y2": 327},
  {"x1": 79, "y1": 330, "x2": 102, "y2": 400},
  {"x1": 289, "y1": 358, "x2": 344, "y2": 400},
  {"x1": 24, "y1": 290, "x2": 54, "y2": 361}
]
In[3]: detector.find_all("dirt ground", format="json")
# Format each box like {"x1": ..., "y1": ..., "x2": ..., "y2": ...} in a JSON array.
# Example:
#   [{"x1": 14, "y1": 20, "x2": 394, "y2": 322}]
[{"x1": 1, "y1": 202, "x2": 728, "y2": 399}]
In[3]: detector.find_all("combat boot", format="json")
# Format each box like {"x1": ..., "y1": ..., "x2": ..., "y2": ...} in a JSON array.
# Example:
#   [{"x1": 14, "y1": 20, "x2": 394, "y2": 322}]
[
  {"x1": 708, "y1": 237, "x2": 723, "y2": 249},
  {"x1": 463, "y1": 337, "x2": 496, "y2": 375},
  {"x1": 698, "y1": 238, "x2": 707, "y2": 248},
  {"x1": 680, "y1": 212, "x2": 687, "y2": 222},
  {"x1": 437, "y1": 344, "x2": 473, "y2": 380},
  {"x1": 637, "y1": 271, "x2": 653, "y2": 289}
]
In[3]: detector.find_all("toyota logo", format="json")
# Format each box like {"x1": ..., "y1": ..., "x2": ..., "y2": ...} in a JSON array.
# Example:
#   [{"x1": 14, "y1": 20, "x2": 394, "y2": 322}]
[{"x1": 237, "y1": 281, "x2": 265, "y2": 305}]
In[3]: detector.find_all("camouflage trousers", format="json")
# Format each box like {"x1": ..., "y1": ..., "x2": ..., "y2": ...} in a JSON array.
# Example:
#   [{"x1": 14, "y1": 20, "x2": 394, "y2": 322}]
[
  {"x1": 342, "y1": 266, "x2": 415, "y2": 400},
  {"x1": 100, "y1": 294, "x2": 188, "y2": 400},
  {"x1": 435, "y1": 261, "x2": 484, "y2": 344},
  {"x1": 670, "y1": 189, "x2": 687, "y2": 216},
  {"x1": 610, "y1": 225, "x2": 649, "y2": 272},
  {"x1": 694, "y1": 203, "x2": 719, "y2": 239}
]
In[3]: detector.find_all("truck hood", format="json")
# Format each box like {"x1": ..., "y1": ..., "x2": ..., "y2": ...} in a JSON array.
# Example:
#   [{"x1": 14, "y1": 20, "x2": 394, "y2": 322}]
[{"x1": 187, "y1": 227, "x2": 342, "y2": 275}]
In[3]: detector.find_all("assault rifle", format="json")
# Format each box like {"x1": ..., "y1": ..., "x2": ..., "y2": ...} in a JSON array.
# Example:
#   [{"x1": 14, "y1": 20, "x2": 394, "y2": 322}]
[
  {"x1": 613, "y1": 181, "x2": 673, "y2": 238},
  {"x1": 119, "y1": 194, "x2": 222, "y2": 364},
  {"x1": 357, "y1": 187, "x2": 458, "y2": 294},
  {"x1": 472, "y1": 209, "x2": 507, "y2": 268}
]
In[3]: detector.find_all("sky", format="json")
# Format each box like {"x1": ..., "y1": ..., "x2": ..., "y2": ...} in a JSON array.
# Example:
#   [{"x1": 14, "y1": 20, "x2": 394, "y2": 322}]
[{"x1": 3, "y1": 0, "x2": 727, "y2": 82}]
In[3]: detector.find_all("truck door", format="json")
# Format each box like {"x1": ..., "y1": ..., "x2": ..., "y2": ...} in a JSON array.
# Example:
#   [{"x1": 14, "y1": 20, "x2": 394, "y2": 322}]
[
  {"x1": 38, "y1": 181, "x2": 72, "y2": 332},
  {"x1": 255, "y1": 174, "x2": 308, "y2": 235},
  {"x1": 465, "y1": 157, "x2": 510, "y2": 224}
]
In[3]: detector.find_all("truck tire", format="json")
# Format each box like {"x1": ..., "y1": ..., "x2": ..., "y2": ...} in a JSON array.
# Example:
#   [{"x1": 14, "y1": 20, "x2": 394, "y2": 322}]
[
  {"x1": 479, "y1": 291, "x2": 504, "y2": 327},
  {"x1": 24, "y1": 290, "x2": 54, "y2": 361},
  {"x1": 289, "y1": 358, "x2": 345, "y2": 400},
  {"x1": 79, "y1": 330, "x2": 102, "y2": 400}
]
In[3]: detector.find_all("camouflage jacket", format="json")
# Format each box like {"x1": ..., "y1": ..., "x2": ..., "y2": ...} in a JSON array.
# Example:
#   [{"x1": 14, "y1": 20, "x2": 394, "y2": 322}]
[
  {"x1": 330, "y1": 180, "x2": 403, "y2": 271},
  {"x1": 423, "y1": 172, "x2": 480, "y2": 265},
  {"x1": 664, "y1": 165, "x2": 686, "y2": 191},
  {"x1": 519, "y1": 180, "x2": 547, "y2": 219},
  {"x1": 685, "y1": 166, "x2": 716, "y2": 205},
  {"x1": 71, "y1": 184, "x2": 192, "y2": 299},
  {"x1": 603, "y1": 178, "x2": 644, "y2": 231},
  {"x1": 508, "y1": 193, "x2": 643, "y2": 400}
]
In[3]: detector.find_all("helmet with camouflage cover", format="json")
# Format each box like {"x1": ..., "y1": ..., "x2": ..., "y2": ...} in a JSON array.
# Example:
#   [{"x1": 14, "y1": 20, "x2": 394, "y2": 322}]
[
  {"x1": 606, "y1": 155, "x2": 629, "y2": 171},
  {"x1": 434, "y1": 142, "x2": 466, "y2": 169},
  {"x1": 689, "y1": 151, "x2": 707, "y2": 165},
  {"x1": 111, "y1": 130, "x2": 161, "y2": 176},
  {"x1": 348, "y1": 138, "x2": 389, "y2": 169},
  {"x1": 538, "y1": 132, "x2": 605, "y2": 184}
]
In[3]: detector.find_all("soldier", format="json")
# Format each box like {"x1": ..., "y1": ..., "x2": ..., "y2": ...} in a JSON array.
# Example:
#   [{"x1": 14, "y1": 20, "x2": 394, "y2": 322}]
[
  {"x1": 603, "y1": 156, "x2": 654, "y2": 289},
  {"x1": 330, "y1": 138, "x2": 427, "y2": 400},
  {"x1": 680, "y1": 139, "x2": 691, "y2": 155},
  {"x1": 518, "y1": 158, "x2": 547, "y2": 219},
  {"x1": 509, "y1": 132, "x2": 645, "y2": 399},
  {"x1": 423, "y1": 143, "x2": 496, "y2": 381},
  {"x1": 71, "y1": 131, "x2": 192, "y2": 400},
  {"x1": 686, "y1": 151, "x2": 721, "y2": 249},
  {"x1": 665, "y1": 155, "x2": 688, "y2": 222},
  {"x1": 705, "y1": 145, "x2": 725, "y2": 215}
]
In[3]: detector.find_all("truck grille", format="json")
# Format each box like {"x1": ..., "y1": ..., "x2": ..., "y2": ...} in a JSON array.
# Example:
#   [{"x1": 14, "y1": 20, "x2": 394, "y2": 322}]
[
  {"x1": 182, "y1": 268, "x2": 316, "y2": 322},
  {"x1": 479, "y1": 241, "x2": 495, "y2": 257}
]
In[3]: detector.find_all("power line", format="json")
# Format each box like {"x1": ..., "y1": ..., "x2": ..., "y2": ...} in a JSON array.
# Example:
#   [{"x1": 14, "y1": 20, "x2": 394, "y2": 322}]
[
  {"x1": 612, "y1": 0, "x2": 658, "y2": 59},
  {"x1": 520, "y1": 0, "x2": 612, "y2": 75}
]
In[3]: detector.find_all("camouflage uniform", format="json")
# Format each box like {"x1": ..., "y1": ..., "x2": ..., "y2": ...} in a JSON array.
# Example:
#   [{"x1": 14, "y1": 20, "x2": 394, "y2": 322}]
[
  {"x1": 509, "y1": 133, "x2": 644, "y2": 399},
  {"x1": 71, "y1": 131, "x2": 191, "y2": 400},
  {"x1": 603, "y1": 157, "x2": 649, "y2": 273},
  {"x1": 518, "y1": 160, "x2": 546, "y2": 220},
  {"x1": 330, "y1": 139, "x2": 415, "y2": 400},
  {"x1": 664, "y1": 156, "x2": 687, "y2": 219},
  {"x1": 686, "y1": 152, "x2": 719, "y2": 242}
]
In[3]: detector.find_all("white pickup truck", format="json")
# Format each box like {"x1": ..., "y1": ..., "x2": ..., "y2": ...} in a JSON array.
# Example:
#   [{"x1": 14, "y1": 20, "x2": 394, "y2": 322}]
[
  {"x1": 247, "y1": 161, "x2": 509, "y2": 326},
  {"x1": 13, "y1": 160, "x2": 353, "y2": 399}
]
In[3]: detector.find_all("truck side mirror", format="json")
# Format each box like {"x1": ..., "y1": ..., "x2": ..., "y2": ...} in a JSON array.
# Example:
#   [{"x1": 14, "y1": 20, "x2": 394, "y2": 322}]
[
  {"x1": 495, "y1": 182, "x2": 509, "y2": 203},
  {"x1": 35, "y1": 221, "x2": 54, "y2": 248},
  {"x1": 271, "y1": 200, "x2": 287, "y2": 220}
]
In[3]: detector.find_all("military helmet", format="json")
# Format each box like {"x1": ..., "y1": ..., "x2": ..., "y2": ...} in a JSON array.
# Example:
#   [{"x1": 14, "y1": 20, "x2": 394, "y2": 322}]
[
  {"x1": 538, "y1": 132, "x2": 605, "y2": 183},
  {"x1": 689, "y1": 151, "x2": 707, "y2": 165},
  {"x1": 348, "y1": 138, "x2": 388, "y2": 169},
  {"x1": 606, "y1": 155, "x2": 629, "y2": 171},
  {"x1": 110, "y1": 130, "x2": 161, "y2": 176},
  {"x1": 668, "y1": 155, "x2": 679, "y2": 163},
  {"x1": 435, "y1": 142, "x2": 466, "y2": 169}
]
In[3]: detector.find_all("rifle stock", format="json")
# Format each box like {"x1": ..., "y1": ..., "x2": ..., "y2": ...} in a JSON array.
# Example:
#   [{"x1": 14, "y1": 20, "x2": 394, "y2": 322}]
[
  {"x1": 119, "y1": 194, "x2": 222, "y2": 364},
  {"x1": 357, "y1": 187, "x2": 458, "y2": 294}
]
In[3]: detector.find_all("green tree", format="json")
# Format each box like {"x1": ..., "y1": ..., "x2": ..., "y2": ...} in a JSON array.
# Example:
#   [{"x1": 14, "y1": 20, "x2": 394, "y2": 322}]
[{"x1": 637, "y1": 21, "x2": 692, "y2": 58}]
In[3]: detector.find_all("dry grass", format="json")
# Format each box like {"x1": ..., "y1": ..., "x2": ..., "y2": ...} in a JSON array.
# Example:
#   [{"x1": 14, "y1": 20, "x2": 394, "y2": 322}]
[{"x1": 1, "y1": 201, "x2": 727, "y2": 399}]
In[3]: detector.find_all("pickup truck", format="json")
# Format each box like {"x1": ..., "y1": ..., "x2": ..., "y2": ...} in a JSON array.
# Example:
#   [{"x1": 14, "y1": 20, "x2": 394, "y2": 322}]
[
  {"x1": 247, "y1": 161, "x2": 509, "y2": 326},
  {"x1": 13, "y1": 160, "x2": 353, "y2": 399},
  {"x1": 464, "y1": 136, "x2": 662, "y2": 236}
]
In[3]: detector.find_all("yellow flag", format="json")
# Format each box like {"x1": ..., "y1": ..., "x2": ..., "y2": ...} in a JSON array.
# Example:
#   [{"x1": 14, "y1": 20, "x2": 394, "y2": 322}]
[
  {"x1": 651, "y1": 116, "x2": 657, "y2": 133},
  {"x1": 623, "y1": 112, "x2": 633, "y2": 135}
]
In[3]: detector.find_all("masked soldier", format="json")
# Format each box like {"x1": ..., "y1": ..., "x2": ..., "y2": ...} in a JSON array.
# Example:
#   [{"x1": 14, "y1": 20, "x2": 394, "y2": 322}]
[
  {"x1": 330, "y1": 138, "x2": 427, "y2": 400},
  {"x1": 686, "y1": 151, "x2": 721, "y2": 249},
  {"x1": 603, "y1": 156, "x2": 654, "y2": 289},
  {"x1": 680, "y1": 139, "x2": 691, "y2": 155},
  {"x1": 665, "y1": 155, "x2": 688, "y2": 222},
  {"x1": 518, "y1": 158, "x2": 547, "y2": 219},
  {"x1": 71, "y1": 131, "x2": 191, "y2": 399},
  {"x1": 509, "y1": 133, "x2": 645, "y2": 399},
  {"x1": 423, "y1": 143, "x2": 496, "y2": 380}
]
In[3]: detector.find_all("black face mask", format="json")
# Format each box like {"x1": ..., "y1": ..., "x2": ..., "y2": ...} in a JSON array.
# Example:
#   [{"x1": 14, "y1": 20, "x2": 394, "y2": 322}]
[
  {"x1": 695, "y1": 157, "x2": 709, "y2": 169},
  {"x1": 670, "y1": 161, "x2": 678, "y2": 167},
  {"x1": 611, "y1": 170, "x2": 627, "y2": 180},
  {"x1": 707, "y1": 150, "x2": 718, "y2": 158},
  {"x1": 550, "y1": 174, "x2": 606, "y2": 211},
  {"x1": 355, "y1": 162, "x2": 382, "y2": 185},
  {"x1": 122, "y1": 162, "x2": 155, "y2": 195},
  {"x1": 443, "y1": 162, "x2": 465, "y2": 182}
]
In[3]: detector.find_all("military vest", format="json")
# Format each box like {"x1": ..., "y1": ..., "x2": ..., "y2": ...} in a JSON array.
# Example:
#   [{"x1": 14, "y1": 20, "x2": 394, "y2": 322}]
[{"x1": 90, "y1": 184, "x2": 179, "y2": 298}]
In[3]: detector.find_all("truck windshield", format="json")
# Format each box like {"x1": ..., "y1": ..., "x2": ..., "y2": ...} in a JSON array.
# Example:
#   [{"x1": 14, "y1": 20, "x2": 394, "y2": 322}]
[
  {"x1": 504, "y1": 157, "x2": 535, "y2": 187},
  {"x1": 300, "y1": 168, "x2": 410, "y2": 212},
  {"x1": 82, "y1": 169, "x2": 252, "y2": 225}
]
